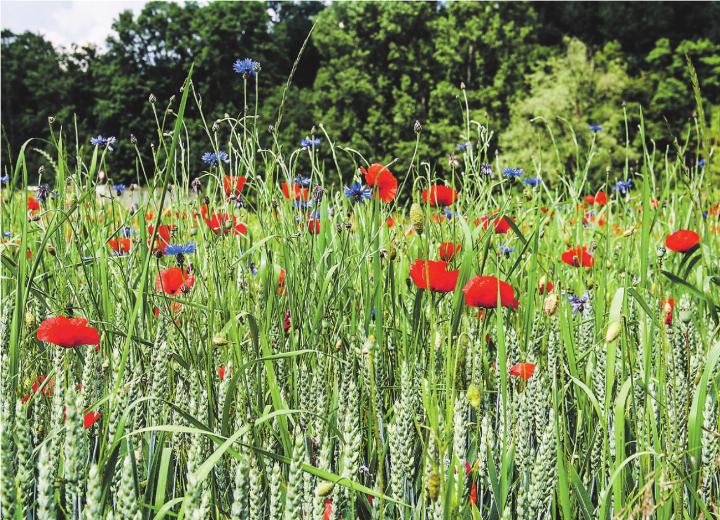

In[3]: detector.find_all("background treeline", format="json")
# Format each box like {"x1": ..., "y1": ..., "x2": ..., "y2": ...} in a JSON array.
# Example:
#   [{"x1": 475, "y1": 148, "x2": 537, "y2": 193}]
[{"x1": 2, "y1": 1, "x2": 719, "y2": 186}]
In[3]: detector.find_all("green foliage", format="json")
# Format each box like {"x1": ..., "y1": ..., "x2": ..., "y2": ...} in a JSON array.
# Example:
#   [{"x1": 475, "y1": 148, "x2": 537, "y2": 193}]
[
  {"x1": 500, "y1": 38, "x2": 634, "y2": 182},
  {"x1": 1, "y1": 1, "x2": 719, "y2": 186}
]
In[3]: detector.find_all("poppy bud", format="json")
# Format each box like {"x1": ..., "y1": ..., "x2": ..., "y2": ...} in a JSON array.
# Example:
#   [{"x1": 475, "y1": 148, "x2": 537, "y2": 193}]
[
  {"x1": 544, "y1": 293, "x2": 559, "y2": 316},
  {"x1": 623, "y1": 227, "x2": 635, "y2": 237},
  {"x1": 212, "y1": 335, "x2": 228, "y2": 346},
  {"x1": 316, "y1": 481, "x2": 334, "y2": 497},
  {"x1": 47, "y1": 244, "x2": 56, "y2": 256},
  {"x1": 466, "y1": 384, "x2": 481, "y2": 409},
  {"x1": 25, "y1": 311, "x2": 36, "y2": 328},
  {"x1": 428, "y1": 471, "x2": 441, "y2": 502},
  {"x1": 605, "y1": 321, "x2": 621, "y2": 343},
  {"x1": 410, "y1": 203, "x2": 424, "y2": 234}
]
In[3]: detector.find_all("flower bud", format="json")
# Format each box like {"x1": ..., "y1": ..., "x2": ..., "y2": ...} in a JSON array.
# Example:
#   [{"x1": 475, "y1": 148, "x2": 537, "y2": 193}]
[
  {"x1": 543, "y1": 293, "x2": 559, "y2": 316},
  {"x1": 212, "y1": 335, "x2": 228, "y2": 346},
  {"x1": 605, "y1": 321, "x2": 621, "y2": 343},
  {"x1": 466, "y1": 384, "x2": 481, "y2": 409},
  {"x1": 316, "y1": 481, "x2": 334, "y2": 497},
  {"x1": 410, "y1": 203, "x2": 424, "y2": 234},
  {"x1": 428, "y1": 471, "x2": 441, "y2": 502},
  {"x1": 24, "y1": 311, "x2": 36, "y2": 328}
]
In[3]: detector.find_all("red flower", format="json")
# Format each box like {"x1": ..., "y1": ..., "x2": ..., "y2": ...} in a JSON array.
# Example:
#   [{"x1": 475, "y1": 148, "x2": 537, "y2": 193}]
[
  {"x1": 324, "y1": 499, "x2": 333, "y2": 520},
  {"x1": 201, "y1": 205, "x2": 247, "y2": 235},
  {"x1": 462, "y1": 276, "x2": 516, "y2": 308},
  {"x1": 218, "y1": 366, "x2": 233, "y2": 381},
  {"x1": 283, "y1": 308, "x2": 291, "y2": 331},
  {"x1": 28, "y1": 196, "x2": 40, "y2": 212},
  {"x1": 479, "y1": 214, "x2": 514, "y2": 234},
  {"x1": 386, "y1": 216, "x2": 395, "y2": 228},
  {"x1": 148, "y1": 224, "x2": 174, "y2": 254},
  {"x1": 510, "y1": 362, "x2": 536, "y2": 380},
  {"x1": 308, "y1": 217, "x2": 321, "y2": 235},
  {"x1": 585, "y1": 191, "x2": 607, "y2": 206},
  {"x1": 223, "y1": 176, "x2": 246, "y2": 198},
  {"x1": 84, "y1": 411, "x2": 101, "y2": 429},
  {"x1": 409, "y1": 260, "x2": 459, "y2": 293},
  {"x1": 661, "y1": 298, "x2": 675, "y2": 325},
  {"x1": 538, "y1": 280, "x2": 554, "y2": 294},
  {"x1": 37, "y1": 316, "x2": 100, "y2": 348},
  {"x1": 281, "y1": 182, "x2": 310, "y2": 201},
  {"x1": 665, "y1": 230, "x2": 700, "y2": 252},
  {"x1": 422, "y1": 185, "x2": 457, "y2": 207},
  {"x1": 108, "y1": 238, "x2": 131, "y2": 255},
  {"x1": 155, "y1": 267, "x2": 195, "y2": 296},
  {"x1": 561, "y1": 246, "x2": 594, "y2": 268},
  {"x1": 439, "y1": 242, "x2": 461, "y2": 261},
  {"x1": 362, "y1": 163, "x2": 397, "y2": 202}
]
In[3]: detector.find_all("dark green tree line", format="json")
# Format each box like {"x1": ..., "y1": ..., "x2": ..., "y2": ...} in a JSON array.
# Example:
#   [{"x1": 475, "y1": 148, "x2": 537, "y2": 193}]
[{"x1": 2, "y1": 1, "x2": 718, "y2": 184}]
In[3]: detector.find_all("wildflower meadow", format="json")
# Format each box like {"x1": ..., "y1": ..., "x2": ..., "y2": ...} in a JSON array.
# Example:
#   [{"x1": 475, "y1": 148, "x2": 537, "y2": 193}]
[{"x1": 1, "y1": 47, "x2": 720, "y2": 520}]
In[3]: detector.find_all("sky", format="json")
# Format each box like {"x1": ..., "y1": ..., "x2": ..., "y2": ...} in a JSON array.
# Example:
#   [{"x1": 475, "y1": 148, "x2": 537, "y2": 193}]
[{"x1": 1, "y1": 0, "x2": 148, "y2": 49}]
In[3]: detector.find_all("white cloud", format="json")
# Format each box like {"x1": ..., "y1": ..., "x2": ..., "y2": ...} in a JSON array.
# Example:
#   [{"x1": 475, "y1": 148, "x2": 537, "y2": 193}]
[{"x1": 1, "y1": 1, "x2": 147, "y2": 50}]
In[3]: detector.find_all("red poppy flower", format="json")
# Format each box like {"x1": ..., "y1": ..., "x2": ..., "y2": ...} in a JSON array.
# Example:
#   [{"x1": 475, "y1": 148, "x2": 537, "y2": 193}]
[
  {"x1": 409, "y1": 260, "x2": 459, "y2": 293},
  {"x1": 510, "y1": 362, "x2": 536, "y2": 380},
  {"x1": 479, "y1": 214, "x2": 514, "y2": 234},
  {"x1": 37, "y1": 316, "x2": 100, "y2": 348},
  {"x1": 386, "y1": 216, "x2": 395, "y2": 228},
  {"x1": 308, "y1": 216, "x2": 321, "y2": 234},
  {"x1": 362, "y1": 163, "x2": 397, "y2": 202},
  {"x1": 201, "y1": 205, "x2": 247, "y2": 235},
  {"x1": 148, "y1": 224, "x2": 174, "y2": 254},
  {"x1": 32, "y1": 375, "x2": 55, "y2": 397},
  {"x1": 439, "y1": 242, "x2": 461, "y2": 261},
  {"x1": 462, "y1": 276, "x2": 516, "y2": 308},
  {"x1": 218, "y1": 366, "x2": 233, "y2": 381},
  {"x1": 283, "y1": 308, "x2": 291, "y2": 331},
  {"x1": 281, "y1": 182, "x2": 310, "y2": 201},
  {"x1": 561, "y1": 246, "x2": 594, "y2": 267},
  {"x1": 661, "y1": 298, "x2": 675, "y2": 325},
  {"x1": 324, "y1": 499, "x2": 333, "y2": 520},
  {"x1": 538, "y1": 280, "x2": 554, "y2": 294},
  {"x1": 422, "y1": 185, "x2": 457, "y2": 207},
  {"x1": 665, "y1": 230, "x2": 700, "y2": 252},
  {"x1": 155, "y1": 267, "x2": 195, "y2": 296},
  {"x1": 84, "y1": 411, "x2": 101, "y2": 429},
  {"x1": 108, "y1": 238, "x2": 131, "y2": 255},
  {"x1": 585, "y1": 191, "x2": 607, "y2": 206},
  {"x1": 28, "y1": 196, "x2": 40, "y2": 212},
  {"x1": 223, "y1": 176, "x2": 246, "y2": 198},
  {"x1": 153, "y1": 301, "x2": 183, "y2": 318}
]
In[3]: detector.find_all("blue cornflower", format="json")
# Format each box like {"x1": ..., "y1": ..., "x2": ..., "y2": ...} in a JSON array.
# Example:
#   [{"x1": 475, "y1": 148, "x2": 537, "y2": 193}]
[
  {"x1": 523, "y1": 177, "x2": 541, "y2": 188},
  {"x1": 293, "y1": 176, "x2": 311, "y2": 187},
  {"x1": 498, "y1": 244, "x2": 514, "y2": 257},
  {"x1": 1, "y1": 174, "x2": 8, "y2": 186},
  {"x1": 503, "y1": 167, "x2": 523, "y2": 178},
  {"x1": 612, "y1": 179, "x2": 633, "y2": 195},
  {"x1": 113, "y1": 184, "x2": 127, "y2": 196},
  {"x1": 370, "y1": 308, "x2": 376, "y2": 321},
  {"x1": 119, "y1": 226, "x2": 133, "y2": 237},
  {"x1": 248, "y1": 262, "x2": 258, "y2": 276},
  {"x1": 308, "y1": 210, "x2": 321, "y2": 220},
  {"x1": 201, "y1": 151, "x2": 230, "y2": 166},
  {"x1": 697, "y1": 159, "x2": 706, "y2": 167},
  {"x1": 568, "y1": 292, "x2": 590, "y2": 315},
  {"x1": 456, "y1": 143, "x2": 470, "y2": 151},
  {"x1": 2, "y1": 231, "x2": 11, "y2": 238},
  {"x1": 480, "y1": 163, "x2": 493, "y2": 177},
  {"x1": 233, "y1": 58, "x2": 260, "y2": 77},
  {"x1": 589, "y1": 124, "x2": 602, "y2": 132},
  {"x1": 443, "y1": 208, "x2": 458, "y2": 220},
  {"x1": 164, "y1": 243, "x2": 196, "y2": 256},
  {"x1": 90, "y1": 136, "x2": 117, "y2": 151},
  {"x1": 301, "y1": 137, "x2": 321, "y2": 149},
  {"x1": 702, "y1": 210, "x2": 708, "y2": 219},
  {"x1": 292, "y1": 200, "x2": 312, "y2": 210},
  {"x1": 344, "y1": 182, "x2": 372, "y2": 204}
]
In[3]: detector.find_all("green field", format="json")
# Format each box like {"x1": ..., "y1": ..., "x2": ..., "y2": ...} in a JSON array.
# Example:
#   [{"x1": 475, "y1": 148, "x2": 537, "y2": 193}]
[{"x1": 1, "y1": 64, "x2": 719, "y2": 520}]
